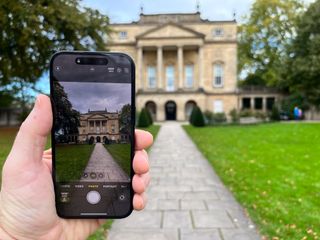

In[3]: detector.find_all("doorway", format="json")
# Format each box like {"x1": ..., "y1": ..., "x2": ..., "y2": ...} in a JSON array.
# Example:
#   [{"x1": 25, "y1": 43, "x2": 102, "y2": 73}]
[{"x1": 165, "y1": 101, "x2": 177, "y2": 120}]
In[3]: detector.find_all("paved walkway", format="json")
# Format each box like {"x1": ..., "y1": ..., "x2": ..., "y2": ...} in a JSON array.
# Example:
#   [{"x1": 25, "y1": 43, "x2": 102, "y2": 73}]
[
  {"x1": 81, "y1": 143, "x2": 129, "y2": 182},
  {"x1": 108, "y1": 122, "x2": 261, "y2": 240}
]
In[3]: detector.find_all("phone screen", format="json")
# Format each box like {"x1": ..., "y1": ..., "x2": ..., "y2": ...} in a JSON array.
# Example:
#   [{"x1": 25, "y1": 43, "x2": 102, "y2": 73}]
[{"x1": 50, "y1": 52, "x2": 134, "y2": 218}]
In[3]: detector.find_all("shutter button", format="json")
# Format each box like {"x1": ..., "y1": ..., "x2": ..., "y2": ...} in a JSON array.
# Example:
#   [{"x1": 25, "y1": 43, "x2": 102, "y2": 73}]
[{"x1": 86, "y1": 191, "x2": 101, "y2": 204}]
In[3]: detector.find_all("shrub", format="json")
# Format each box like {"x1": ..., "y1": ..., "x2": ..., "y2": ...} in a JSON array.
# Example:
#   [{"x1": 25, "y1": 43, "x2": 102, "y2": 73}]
[
  {"x1": 229, "y1": 108, "x2": 239, "y2": 123},
  {"x1": 190, "y1": 106, "x2": 205, "y2": 127},
  {"x1": 104, "y1": 138, "x2": 110, "y2": 145},
  {"x1": 137, "y1": 108, "x2": 151, "y2": 127},
  {"x1": 239, "y1": 109, "x2": 254, "y2": 118},
  {"x1": 270, "y1": 104, "x2": 280, "y2": 121},
  {"x1": 146, "y1": 108, "x2": 153, "y2": 124},
  {"x1": 212, "y1": 112, "x2": 227, "y2": 124},
  {"x1": 203, "y1": 110, "x2": 214, "y2": 124},
  {"x1": 189, "y1": 106, "x2": 196, "y2": 124},
  {"x1": 88, "y1": 137, "x2": 94, "y2": 145},
  {"x1": 254, "y1": 111, "x2": 267, "y2": 120}
]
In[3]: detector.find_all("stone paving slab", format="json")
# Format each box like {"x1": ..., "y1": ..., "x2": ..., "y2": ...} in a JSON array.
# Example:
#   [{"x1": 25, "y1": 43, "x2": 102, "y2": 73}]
[
  {"x1": 108, "y1": 122, "x2": 261, "y2": 240},
  {"x1": 81, "y1": 143, "x2": 129, "y2": 182}
]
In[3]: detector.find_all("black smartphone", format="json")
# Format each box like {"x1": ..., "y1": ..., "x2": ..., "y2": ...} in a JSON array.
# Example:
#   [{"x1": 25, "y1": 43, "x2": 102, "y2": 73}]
[{"x1": 50, "y1": 51, "x2": 135, "y2": 218}]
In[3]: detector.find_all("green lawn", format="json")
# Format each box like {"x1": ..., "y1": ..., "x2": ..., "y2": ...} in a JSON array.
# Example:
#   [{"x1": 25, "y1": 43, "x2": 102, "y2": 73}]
[
  {"x1": 55, "y1": 144, "x2": 94, "y2": 182},
  {"x1": 105, "y1": 143, "x2": 131, "y2": 176},
  {"x1": 184, "y1": 123, "x2": 320, "y2": 239}
]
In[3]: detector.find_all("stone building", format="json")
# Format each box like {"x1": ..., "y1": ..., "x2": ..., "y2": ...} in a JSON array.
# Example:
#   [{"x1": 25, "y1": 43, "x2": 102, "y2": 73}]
[
  {"x1": 78, "y1": 109, "x2": 120, "y2": 143},
  {"x1": 108, "y1": 12, "x2": 280, "y2": 121}
]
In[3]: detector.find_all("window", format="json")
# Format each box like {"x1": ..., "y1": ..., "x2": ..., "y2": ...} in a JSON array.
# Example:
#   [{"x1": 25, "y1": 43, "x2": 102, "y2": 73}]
[
  {"x1": 254, "y1": 98, "x2": 263, "y2": 110},
  {"x1": 213, "y1": 100, "x2": 224, "y2": 113},
  {"x1": 166, "y1": 65, "x2": 175, "y2": 91},
  {"x1": 147, "y1": 66, "x2": 156, "y2": 88},
  {"x1": 213, "y1": 63, "x2": 224, "y2": 87},
  {"x1": 242, "y1": 98, "x2": 251, "y2": 109},
  {"x1": 185, "y1": 64, "x2": 194, "y2": 88},
  {"x1": 213, "y1": 28, "x2": 224, "y2": 37},
  {"x1": 119, "y1": 31, "x2": 127, "y2": 39},
  {"x1": 266, "y1": 97, "x2": 275, "y2": 111}
]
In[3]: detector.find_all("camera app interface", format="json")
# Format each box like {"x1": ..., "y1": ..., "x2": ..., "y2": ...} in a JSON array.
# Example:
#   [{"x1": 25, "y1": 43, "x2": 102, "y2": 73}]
[{"x1": 52, "y1": 54, "x2": 132, "y2": 217}]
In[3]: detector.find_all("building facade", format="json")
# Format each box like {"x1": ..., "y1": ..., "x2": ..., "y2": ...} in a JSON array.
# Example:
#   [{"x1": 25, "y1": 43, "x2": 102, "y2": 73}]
[
  {"x1": 78, "y1": 109, "x2": 120, "y2": 143},
  {"x1": 109, "y1": 12, "x2": 279, "y2": 121}
]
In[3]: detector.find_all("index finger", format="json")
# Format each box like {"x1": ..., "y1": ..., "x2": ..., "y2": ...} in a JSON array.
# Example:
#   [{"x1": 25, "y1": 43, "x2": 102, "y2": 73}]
[{"x1": 135, "y1": 129, "x2": 153, "y2": 150}]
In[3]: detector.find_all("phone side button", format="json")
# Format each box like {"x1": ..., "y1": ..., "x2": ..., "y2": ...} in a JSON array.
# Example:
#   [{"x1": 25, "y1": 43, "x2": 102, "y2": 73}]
[{"x1": 86, "y1": 191, "x2": 101, "y2": 205}]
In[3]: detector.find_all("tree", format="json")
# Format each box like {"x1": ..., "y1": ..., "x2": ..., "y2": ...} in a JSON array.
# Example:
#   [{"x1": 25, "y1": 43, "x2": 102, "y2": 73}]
[
  {"x1": 238, "y1": 0, "x2": 304, "y2": 87},
  {"x1": 283, "y1": 0, "x2": 320, "y2": 107},
  {"x1": 0, "y1": 0, "x2": 111, "y2": 110},
  {"x1": 190, "y1": 106, "x2": 205, "y2": 127},
  {"x1": 270, "y1": 104, "x2": 280, "y2": 121},
  {"x1": 119, "y1": 104, "x2": 131, "y2": 134},
  {"x1": 52, "y1": 82, "x2": 80, "y2": 142},
  {"x1": 137, "y1": 108, "x2": 151, "y2": 128}
]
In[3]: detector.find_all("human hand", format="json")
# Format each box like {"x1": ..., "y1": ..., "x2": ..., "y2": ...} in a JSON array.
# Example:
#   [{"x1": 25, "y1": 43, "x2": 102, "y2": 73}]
[{"x1": 0, "y1": 94, "x2": 153, "y2": 240}]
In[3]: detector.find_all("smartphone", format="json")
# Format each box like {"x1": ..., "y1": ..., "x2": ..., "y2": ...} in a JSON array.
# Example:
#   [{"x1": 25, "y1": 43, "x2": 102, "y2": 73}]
[{"x1": 50, "y1": 51, "x2": 135, "y2": 218}]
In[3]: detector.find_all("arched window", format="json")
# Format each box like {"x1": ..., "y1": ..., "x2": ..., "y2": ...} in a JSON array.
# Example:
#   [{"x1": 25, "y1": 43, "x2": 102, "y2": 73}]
[{"x1": 213, "y1": 63, "x2": 224, "y2": 87}]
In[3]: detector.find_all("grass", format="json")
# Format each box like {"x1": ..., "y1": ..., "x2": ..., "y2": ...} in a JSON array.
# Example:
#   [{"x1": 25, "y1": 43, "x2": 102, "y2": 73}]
[
  {"x1": 184, "y1": 123, "x2": 320, "y2": 239},
  {"x1": 55, "y1": 144, "x2": 94, "y2": 182},
  {"x1": 105, "y1": 144, "x2": 131, "y2": 176}
]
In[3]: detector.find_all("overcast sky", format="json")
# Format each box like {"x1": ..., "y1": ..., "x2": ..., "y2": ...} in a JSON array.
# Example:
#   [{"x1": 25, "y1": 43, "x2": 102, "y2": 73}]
[
  {"x1": 82, "y1": 0, "x2": 315, "y2": 23},
  {"x1": 61, "y1": 82, "x2": 131, "y2": 113}
]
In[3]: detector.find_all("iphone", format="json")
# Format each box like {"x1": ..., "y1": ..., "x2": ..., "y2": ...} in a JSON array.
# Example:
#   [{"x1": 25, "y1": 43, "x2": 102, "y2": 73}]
[{"x1": 50, "y1": 51, "x2": 135, "y2": 218}]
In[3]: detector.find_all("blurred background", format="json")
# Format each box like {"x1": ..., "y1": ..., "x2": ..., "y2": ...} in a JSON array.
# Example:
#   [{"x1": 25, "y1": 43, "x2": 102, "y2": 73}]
[{"x1": 0, "y1": 0, "x2": 319, "y2": 239}]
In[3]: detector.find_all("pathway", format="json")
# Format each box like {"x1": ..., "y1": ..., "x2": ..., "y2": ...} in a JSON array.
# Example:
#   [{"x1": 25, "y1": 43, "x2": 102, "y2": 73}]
[
  {"x1": 81, "y1": 143, "x2": 129, "y2": 182},
  {"x1": 108, "y1": 122, "x2": 261, "y2": 240}
]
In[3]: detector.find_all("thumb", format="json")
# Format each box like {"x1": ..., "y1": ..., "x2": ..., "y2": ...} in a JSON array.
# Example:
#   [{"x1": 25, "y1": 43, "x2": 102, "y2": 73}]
[{"x1": 2, "y1": 94, "x2": 52, "y2": 187}]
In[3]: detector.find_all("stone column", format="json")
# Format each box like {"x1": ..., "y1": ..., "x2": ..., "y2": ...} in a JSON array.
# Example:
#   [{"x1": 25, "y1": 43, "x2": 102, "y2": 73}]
[
  {"x1": 157, "y1": 46, "x2": 163, "y2": 89},
  {"x1": 250, "y1": 98, "x2": 255, "y2": 110},
  {"x1": 137, "y1": 46, "x2": 143, "y2": 89},
  {"x1": 198, "y1": 45, "x2": 203, "y2": 89},
  {"x1": 262, "y1": 98, "x2": 267, "y2": 112},
  {"x1": 100, "y1": 120, "x2": 102, "y2": 133},
  {"x1": 178, "y1": 45, "x2": 183, "y2": 89}
]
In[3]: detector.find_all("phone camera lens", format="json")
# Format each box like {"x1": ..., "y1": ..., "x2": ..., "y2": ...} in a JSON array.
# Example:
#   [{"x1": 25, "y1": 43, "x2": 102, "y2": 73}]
[{"x1": 55, "y1": 66, "x2": 61, "y2": 71}]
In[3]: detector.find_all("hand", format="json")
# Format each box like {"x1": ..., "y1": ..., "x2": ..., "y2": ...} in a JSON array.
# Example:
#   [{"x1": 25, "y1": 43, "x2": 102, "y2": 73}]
[{"x1": 0, "y1": 94, "x2": 153, "y2": 240}]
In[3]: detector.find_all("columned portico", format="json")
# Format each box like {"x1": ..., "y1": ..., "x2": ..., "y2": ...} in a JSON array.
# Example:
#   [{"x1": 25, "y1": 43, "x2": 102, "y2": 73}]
[{"x1": 137, "y1": 44, "x2": 204, "y2": 91}]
